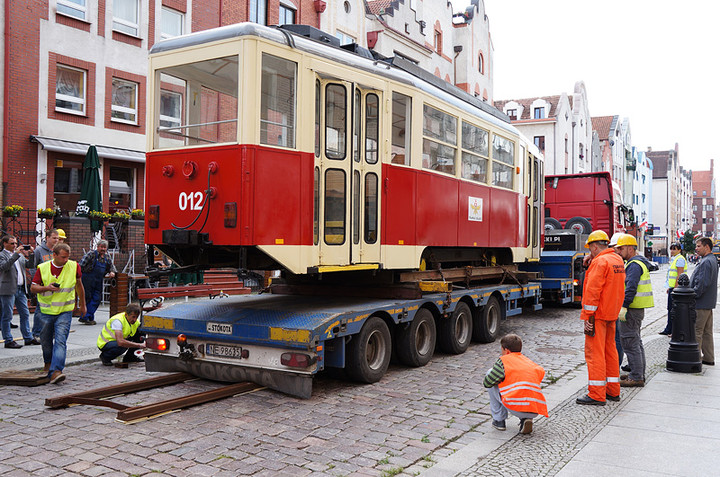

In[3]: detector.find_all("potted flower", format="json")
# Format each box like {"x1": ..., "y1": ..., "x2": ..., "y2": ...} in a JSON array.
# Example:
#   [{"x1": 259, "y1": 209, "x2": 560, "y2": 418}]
[
  {"x1": 110, "y1": 211, "x2": 131, "y2": 223},
  {"x1": 131, "y1": 208, "x2": 145, "y2": 220},
  {"x1": 37, "y1": 207, "x2": 56, "y2": 219},
  {"x1": 88, "y1": 210, "x2": 111, "y2": 222},
  {"x1": 3, "y1": 205, "x2": 23, "y2": 217}
]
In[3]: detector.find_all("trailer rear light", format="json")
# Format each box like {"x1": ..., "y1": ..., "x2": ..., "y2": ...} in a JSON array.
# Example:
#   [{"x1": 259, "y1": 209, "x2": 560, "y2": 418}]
[
  {"x1": 177, "y1": 334, "x2": 187, "y2": 347},
  {"x1": 145, "y1": 337, "x2": 168, "y2": 351},
  {"x1": 148, "y1": 205, "x2": 159, "y2": 228},
  {"x1": 224, "y1": 202, "x2": 237, "y2": 228},
  {"x1": 281, "y1": 352, "x2": 317, "y2": 368}
]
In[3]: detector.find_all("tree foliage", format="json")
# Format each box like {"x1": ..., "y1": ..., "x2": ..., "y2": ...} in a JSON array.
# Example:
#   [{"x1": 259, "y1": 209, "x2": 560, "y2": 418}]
[{"x1": 681, "y1": 229, "x2": 696, "y2": 254}]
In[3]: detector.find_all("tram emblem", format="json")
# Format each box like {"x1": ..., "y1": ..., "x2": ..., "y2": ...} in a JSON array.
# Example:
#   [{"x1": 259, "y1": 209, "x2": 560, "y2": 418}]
[{"x1": 468, "y1": 197, "x2": 483, "y2": 222}]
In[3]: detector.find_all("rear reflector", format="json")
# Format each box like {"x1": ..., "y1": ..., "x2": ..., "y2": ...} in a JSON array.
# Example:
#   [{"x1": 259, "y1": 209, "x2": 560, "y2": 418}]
[
  {"x1": 281, "y1": 352, "x2": 317, "y2": 368},
  {"x1": 224, "y1": 202, "x2": 237, "y2": 228},
  {"x1": 148, "y1": 205, "x2": 159, "y2": 228},
  {"x1": 145, "y1": 337, "x2": 168, "y2": 351}
]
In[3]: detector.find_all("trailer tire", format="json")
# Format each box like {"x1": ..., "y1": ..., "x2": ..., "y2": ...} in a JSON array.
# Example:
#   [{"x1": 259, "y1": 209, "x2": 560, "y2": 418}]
[
  {"x1": 438, "y1": 302, "x2": 473, "y2": 354},
  {"x1": 473, "y1": 296, "x2": 503, "y2": 343},
  {"x1": 544, "y1": 217, "x2": 562, "y2": 232},
  {"x1": 396, "y1": 308, "x2": 436, "y2": 367},
  {"x1": 346, "y1": 317, "x2": 392, "y2": 384},
  {"x1": 564, "y1": 216, "x2": 592, "y2": 234}
]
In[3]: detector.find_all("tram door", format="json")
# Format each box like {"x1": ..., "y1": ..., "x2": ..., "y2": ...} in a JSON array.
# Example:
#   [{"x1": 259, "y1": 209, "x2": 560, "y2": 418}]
[{"x1": 316, "y1": 78, "x2": 381, "y2": 267}]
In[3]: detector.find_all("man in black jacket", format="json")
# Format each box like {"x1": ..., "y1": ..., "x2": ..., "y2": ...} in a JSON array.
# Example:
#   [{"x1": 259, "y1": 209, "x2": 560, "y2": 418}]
[{"x1": 690, "y1": 237, "x2": 718, "y2": 366}]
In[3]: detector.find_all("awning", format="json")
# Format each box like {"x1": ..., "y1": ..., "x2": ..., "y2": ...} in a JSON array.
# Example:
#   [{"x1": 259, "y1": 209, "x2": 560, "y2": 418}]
[{"x1": 30, "y1": 135, "x2": 146, "y2": 163}]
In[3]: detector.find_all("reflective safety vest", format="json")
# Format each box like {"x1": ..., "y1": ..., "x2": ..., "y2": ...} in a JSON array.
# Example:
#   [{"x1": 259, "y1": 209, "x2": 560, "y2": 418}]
[
  {"x1": 626, "y1": 258, "x2": 654, "y2": 309},
  {"x1": 499, "y1": 353, "x2": 548, "y2": 417},
  {"x1": 37, "y1": 260, "x2": 78, "y2": 315},
  {"x1": 97, "y1": 312, "x2": 141, "y2": 349},
  {"x1": 667, "y1": 254, "x2": 684, "y2": 288}
]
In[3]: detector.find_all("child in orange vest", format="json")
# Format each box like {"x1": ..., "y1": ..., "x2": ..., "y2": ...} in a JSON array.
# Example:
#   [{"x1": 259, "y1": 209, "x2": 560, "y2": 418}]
[{"x1": 483, "y1": 334, "x2": 548, "y2": 434}]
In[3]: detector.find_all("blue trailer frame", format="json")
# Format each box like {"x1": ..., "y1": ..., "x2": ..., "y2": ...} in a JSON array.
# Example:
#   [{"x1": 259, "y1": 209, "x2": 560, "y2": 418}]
[
  {"x1": 519, "y1": 250, "x2": 586, "y2": 304},
  {"x1": 142, "y1": 282, "x2": 542, "y2": 398}
]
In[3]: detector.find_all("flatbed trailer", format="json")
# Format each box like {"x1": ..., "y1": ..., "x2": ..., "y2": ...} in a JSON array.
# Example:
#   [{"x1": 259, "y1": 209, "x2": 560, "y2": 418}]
[{"x1": 142, "y1": 282, "x2": 542, "y2": 398}]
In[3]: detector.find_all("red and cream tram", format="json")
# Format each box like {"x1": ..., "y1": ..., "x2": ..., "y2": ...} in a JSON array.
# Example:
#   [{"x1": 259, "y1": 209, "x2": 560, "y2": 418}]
[{"x1": 145, "y1": 23, "x2": 543, "y2": 276}]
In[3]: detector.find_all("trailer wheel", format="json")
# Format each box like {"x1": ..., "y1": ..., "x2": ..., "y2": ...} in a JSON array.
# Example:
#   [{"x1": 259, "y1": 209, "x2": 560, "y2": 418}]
[
  {"x1": 346, "y1": 317, "x2": 392, "y2": 384},
  {"x1": 565, "y1": 216, "x2": 592, "y2": 234},
  {"x1": 544, "y1": 217, "x2": 562, "y2": 232},
  {"x1": 396, "y1": 308, "x2": 436, "y2": 367},
  {"x1": 438, "y1": 302, "x2": 473, "y2": 354},
  {"x1": 473, "y1": 296, "x2": 503, "y2": 343}
]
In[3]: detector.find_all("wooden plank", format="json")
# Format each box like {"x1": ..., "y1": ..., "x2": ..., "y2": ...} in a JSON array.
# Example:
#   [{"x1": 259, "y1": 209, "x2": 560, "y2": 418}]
[
  {"x1": 399, "y1": 265, "x2": 518, "y2": 283},
  {"x1": 0, "y1": 370, "x2": 50, "y2": 387}
]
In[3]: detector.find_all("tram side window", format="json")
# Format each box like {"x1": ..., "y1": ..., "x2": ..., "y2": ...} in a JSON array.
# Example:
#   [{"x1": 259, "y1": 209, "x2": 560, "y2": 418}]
[
  {"x1": 423, "y1": 104, "x2": 457, "y2": 175},
  {"x1": 353, "y1": 89, "x2": 361, "y2": 163},
  {"x1": 325, "y1": 84, "x2": 346, "y2": 159},
  {"x1": 391, "y1": 92, "x2": 411, "y2": 165},
  {"x1": 315, "y1": 80, "x2": 320, "y2": 157},
  {"x1": 365, "y1": 94, "x2": 379, "y2": 164},
  {"x1": 313, "y1": 167, "x2": 319, "y2": 245},
  {"x1": 324, "y1": 169, "x2": 346, "y2": 245},
  {"x1": 460, "y1": 121, "x2": 488, "y2": 183},
  {"x1": 491, "y1": 135, "x2": 515, "y2": 189},
  {"x1": 365, "y1": 173, "x2": 378, "y2": 243},
  {"x1": 261, "y1": 54, "x2": 296, "y2": 148}
]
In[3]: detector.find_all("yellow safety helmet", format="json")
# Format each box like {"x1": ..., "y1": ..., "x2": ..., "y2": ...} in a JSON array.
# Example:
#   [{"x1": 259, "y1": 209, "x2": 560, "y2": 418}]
[
  {"x1": 616, "y1": 234, "x2": 638, "y2": 247},
  {"x1": 56, "y1": 229, "x2": 67, "y2": 239},
  {"x1": 585, "y1": 230, "x2": 609, "y2": 248}
]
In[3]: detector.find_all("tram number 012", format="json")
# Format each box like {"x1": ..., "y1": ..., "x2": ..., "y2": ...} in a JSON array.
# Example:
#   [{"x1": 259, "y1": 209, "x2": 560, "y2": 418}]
[{"x1": 178, "y1": 191, "x2": 204, "y2": 211}]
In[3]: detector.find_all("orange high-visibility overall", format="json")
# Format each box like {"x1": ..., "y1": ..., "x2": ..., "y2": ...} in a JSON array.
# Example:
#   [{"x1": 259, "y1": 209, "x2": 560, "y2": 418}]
[
  {"x1": 581, "y1": 247, "x2": 625, "y2": 401},
  {"x1": 499, "y1": 353, "x2": 549, "y2": 417}
]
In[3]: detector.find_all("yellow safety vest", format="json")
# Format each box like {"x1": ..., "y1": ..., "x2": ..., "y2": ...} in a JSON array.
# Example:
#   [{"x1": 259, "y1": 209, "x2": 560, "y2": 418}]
[
  {"x1": 37, "y1": 260, "x2": 78, "y2": 315},
  {"x1": 626, "y1": 258, "x2": 654, "y2": 309},
  {"x1": 668, "y1": 254, "x2": 683, "y2": 288},
  {"x1": 97, "y1": 312, "x2": 141, "y2": 349}
]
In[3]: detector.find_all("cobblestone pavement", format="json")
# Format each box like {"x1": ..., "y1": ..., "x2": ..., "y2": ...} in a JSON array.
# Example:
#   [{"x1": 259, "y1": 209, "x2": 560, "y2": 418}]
[{"x1": 0, "y1": 266, "x2": 696, "y2": 476}]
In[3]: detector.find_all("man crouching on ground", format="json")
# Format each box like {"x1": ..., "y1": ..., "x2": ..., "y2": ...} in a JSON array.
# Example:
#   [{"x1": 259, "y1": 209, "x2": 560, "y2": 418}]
[
  {"x1": 483, "y1": 334, "x2": 548, "y2": 434},
  {"x1": 97, "y1": 303, "x2": 146, "y2": 366}
]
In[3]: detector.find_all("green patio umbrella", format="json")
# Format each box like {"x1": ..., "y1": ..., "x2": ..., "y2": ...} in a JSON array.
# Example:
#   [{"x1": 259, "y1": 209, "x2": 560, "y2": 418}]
[{"x1": 80, "y1": 145, "x2": 103, "y2": 232}]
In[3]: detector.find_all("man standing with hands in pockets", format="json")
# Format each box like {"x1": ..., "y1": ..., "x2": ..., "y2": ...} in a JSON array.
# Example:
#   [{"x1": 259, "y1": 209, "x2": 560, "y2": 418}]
[{"x1": 576, "y1": 230, "x2": 626, "y2": 406}]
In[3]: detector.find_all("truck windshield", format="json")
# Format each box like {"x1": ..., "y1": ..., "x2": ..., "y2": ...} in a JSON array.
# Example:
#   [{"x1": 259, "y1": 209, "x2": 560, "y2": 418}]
[{"x1": 154, "y1": 55, "x2": 239, "y2": 149}]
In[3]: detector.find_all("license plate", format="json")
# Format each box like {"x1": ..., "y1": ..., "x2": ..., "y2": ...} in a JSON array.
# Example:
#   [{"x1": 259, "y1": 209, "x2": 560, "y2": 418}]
[
  {"x1": 207, "y1": 322, "x2": 233, "y2": 334},
  {"x1": 205, "y1": 343, "x2": 243, "y2": 359}
]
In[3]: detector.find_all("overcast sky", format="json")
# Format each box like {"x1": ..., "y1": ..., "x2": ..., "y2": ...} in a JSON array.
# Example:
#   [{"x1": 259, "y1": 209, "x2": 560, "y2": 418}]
[{"x1": 451, "y1": 0, "x2": 720, "y2": 175}]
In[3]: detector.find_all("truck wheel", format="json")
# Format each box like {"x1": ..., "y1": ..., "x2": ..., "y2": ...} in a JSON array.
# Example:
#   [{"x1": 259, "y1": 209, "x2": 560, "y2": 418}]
[
  {"x1": 396, "y1": 308, "x2": 436, "y2": 367},
  {"x1": 346, "y1": 317, "x2": 392, "y2": 384},
  {"x1": 564, "y1": 216, "x2": 592, "y2": 234},
  {"x1": 544, "y1": 217, "x2": 562, "y2": 232},
  {"x1": 473, "y1": 296, "x2": 503, "y2": 343},
  {"x1": 438, "y1": 302, "x2": 473, "y2": 354}
]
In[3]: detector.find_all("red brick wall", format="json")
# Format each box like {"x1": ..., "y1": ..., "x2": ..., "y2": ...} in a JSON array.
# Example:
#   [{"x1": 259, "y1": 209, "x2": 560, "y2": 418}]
[{"x1": 192, "y1": 0, "x2": 221, "y2": 32}]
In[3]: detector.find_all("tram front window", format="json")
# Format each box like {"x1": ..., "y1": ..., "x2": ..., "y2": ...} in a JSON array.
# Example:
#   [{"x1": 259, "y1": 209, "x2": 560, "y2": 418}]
[{"x1": 154, "y1": 55, "x2": 238, "y2": 149}]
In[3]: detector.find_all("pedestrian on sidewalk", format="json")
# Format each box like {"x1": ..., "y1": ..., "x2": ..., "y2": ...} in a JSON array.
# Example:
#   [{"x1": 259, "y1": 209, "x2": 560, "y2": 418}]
[
  {"x1": 0, "y1": 235, "x2": 36, "y2": 349},
  {"x1": 30, "y1": 243, "x2": 86, "y2": 384},
  {"x1": 30, "y1": 229, "x2": 60, "y2": 340},
  {"x1": 608, "y1": 233, "x2": 625, "y2": 371},
  {"x1": 690, "y1": 237, "x2": 717, "y2": 367},
  {"x1": 616, "y1": 234, "x2": 654, "y2": 387},
  {"x1": 483, "y1": 334, "x2": 548, "y2": 434},
  {"x1": 96, "y1": 303, "x2": 146, "y2": 366},
  {"x1": 576, "y1": 230, "x2": 625, "y2": 406},
  {"x1": 660, "y1": 243, "x2": 686, "y2": 336},
  {"x1": 78, "y1": 240, "x2": 116, "y2": 325}
]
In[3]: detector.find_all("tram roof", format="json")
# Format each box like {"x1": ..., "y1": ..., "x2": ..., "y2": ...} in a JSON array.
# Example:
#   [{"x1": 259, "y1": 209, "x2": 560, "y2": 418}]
[{"x1": 151, "y1": 23, "x2": 518, "y2": 136}]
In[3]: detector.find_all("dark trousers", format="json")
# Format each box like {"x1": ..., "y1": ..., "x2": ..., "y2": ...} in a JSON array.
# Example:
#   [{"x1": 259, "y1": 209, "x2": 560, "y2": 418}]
[{"x1": 99, "y1": 329, "x2": 144, "y2": 362}]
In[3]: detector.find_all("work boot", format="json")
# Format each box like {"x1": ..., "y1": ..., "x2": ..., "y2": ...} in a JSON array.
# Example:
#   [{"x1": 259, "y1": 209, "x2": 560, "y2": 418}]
[
  {"x1": 519, "y1": 418, "x2": 533, "y2": 434},
  {"x1": 576, "y1": 394, "x2": 606, "y2": 406},
  {"x1": 620, "y1": 378, "x2": 645, "y2": 387},
  {"x1": 606, "y1": 393, "x2": 621, "y2": 402},
  {"x1": 491, "y1": 419, "x2": 506, "y2": 431}
]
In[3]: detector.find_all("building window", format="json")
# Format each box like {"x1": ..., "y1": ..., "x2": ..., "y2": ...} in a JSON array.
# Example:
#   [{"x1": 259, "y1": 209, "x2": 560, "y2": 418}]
[
  {"x1": 336, "y1": 31, "x2": 355, "y2": 45},
  {"x1": 161, "y1": 7, "x2": 183, "y2": 39},
  {"x1": 703, "y1": 190, "x2": 707, "y2": 196},
  {"x1": 534, "y1": 136, "x2": 545, "y2": 151},
  {"x1": 56, "y1": 65, "x2": 86, "y2": 115},
  {"x1": 113, "y1": 0, "x2": 139, "y2": 36},
  {"x1": 434, "y1": 29, "x2": 442, "y2": 54},
  {"x1": 111, "y1": 78, "x2": 138, "y2": 124},
  {"x1": 693, "y1": 190, "x2": 697, "y2": 196},
  {"x1": 478, "y1": 53, "x2": 484, "y2": 74},
  {"x1": 506, "y1": 109, "x2": 517, "y2": 120},
  {"x1": 160, "y1": 90, "x2": 182, "y2": 130},
  {"x1": 249, "y1": 0, "x2": 267, "y2": 25},
  {"x1": 279, "y1": 1, "x2": 296, "y2": 25},
  {"x1": 109, "y1": 167, "x2": 134, "y2": 212},
  {"x1": 533, "y1": 107, "x2": 545, "y2": 119},
  {"x1": 57, "y1": 0, "x2": 86, "y2": 20},
  {"x1": 344, "y1": 1, "x2": 351, "y2": 13}
]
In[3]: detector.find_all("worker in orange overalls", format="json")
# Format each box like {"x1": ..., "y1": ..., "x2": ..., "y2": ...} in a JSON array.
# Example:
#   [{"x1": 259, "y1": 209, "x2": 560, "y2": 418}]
[{"x1": 576, "y1": 230, "x2": 626, "y2": 405}]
